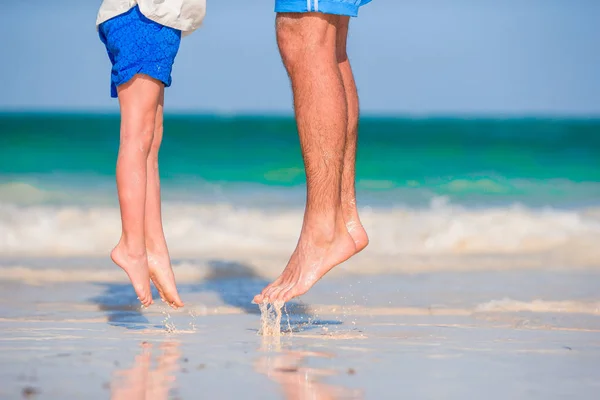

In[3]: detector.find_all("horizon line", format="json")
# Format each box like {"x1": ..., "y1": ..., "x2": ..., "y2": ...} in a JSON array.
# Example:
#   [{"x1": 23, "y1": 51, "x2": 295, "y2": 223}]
[{"x1": 1, "y1": 109, "x2": 600, "y2": 121}]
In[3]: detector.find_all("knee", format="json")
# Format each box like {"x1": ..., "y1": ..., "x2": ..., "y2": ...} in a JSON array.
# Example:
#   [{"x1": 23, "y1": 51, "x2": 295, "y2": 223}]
[
  {"x1": 121, "y1": 117, "x2": 155, "y2": 155},
  {"x1": 276, "y1": 14, "x2": 336, "y2": 70},
  {"x1": 275, "y1": 18, "x2": 304, "y2": 69}
]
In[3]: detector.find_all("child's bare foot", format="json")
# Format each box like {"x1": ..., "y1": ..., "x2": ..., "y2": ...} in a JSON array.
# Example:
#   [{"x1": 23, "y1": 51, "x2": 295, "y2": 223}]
[
  {"x1": 111, "y1": 241, "x2": 153, "y2": 307},
  {"x1": 147, "y1": 250, "x2": 184, "y2": 309}
]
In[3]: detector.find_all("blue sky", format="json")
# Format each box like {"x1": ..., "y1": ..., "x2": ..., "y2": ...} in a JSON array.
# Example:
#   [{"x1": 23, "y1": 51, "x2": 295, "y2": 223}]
[{"x1": 2, "y1": 0, "x2": 599, "y2": 116}]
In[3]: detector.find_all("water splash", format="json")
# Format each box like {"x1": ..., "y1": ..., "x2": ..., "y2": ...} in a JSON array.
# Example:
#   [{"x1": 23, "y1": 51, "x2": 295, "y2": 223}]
[
  {"x1": 161, "y1": 307, "x2": 176, "y2": 333},
  {"x1": 259, "y1": 301, "x2": 285, "y2": 336},
  {"x1": 188, "y1": 309, "x2": 198, "y2": 331}
]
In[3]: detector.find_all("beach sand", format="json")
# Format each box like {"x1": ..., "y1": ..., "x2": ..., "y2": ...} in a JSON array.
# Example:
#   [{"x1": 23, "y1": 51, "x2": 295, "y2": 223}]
[{"x1": 1, "y1": 259, "x2": 599, "y2": 399}]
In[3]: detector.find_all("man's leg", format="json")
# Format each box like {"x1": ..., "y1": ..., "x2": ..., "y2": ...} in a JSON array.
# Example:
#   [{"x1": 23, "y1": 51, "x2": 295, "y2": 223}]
[
  {"x1": 253, "y1": 13, "x2": 356, "y2": 304},
  {"x1": 337, "y1": 18, "x2": 369, "y2": 252}
]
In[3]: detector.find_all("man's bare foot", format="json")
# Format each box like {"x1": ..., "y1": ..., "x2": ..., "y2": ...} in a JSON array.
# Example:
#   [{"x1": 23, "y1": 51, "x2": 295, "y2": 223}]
[
  {"x1": 345, "y1": 217, "x2": 369, "y2": 253},
  {"x1": 343, "y1": 201, "x2": 369, "y2": 253},
  {"x1": 111, "y1": 242, "x2": 153, "y2": 307},
  {"x1": 147, "y1": 250, "x2": 184, "y2": 309},
  {"x1": 253, "y1": 218, "x2": 357, "y2": 304}
]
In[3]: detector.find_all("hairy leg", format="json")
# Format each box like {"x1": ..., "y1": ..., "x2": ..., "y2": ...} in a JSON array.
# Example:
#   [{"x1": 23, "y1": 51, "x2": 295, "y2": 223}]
[
  {"x1": 337, "y1": 17, "x2": 369, "y2": 252},
  {"x1": 254, "y1": 13, "x2": 356, "y2": 304}
]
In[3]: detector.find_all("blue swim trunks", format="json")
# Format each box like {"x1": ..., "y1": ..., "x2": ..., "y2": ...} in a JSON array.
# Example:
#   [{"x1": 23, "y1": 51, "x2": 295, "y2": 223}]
[
  {"x1": 275, "y1": 0, "x2": 372, "y2": 17},
  {"x1": 98, "y1": 6, "x2": 181, "y2": 98}
]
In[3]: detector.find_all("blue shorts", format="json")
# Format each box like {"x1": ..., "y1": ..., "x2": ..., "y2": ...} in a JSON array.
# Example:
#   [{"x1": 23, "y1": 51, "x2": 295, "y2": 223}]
[
  {"x1": 275, "y1": 0, "x2": 372, "y2": 17},
  {"x1": 98, "y1": 6, "x2": 181, "y2": 98}
]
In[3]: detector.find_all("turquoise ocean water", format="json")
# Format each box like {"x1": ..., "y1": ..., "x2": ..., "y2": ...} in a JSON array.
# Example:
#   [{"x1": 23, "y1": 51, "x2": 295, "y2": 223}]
[
  {"x1": 1, "y1": 114, "x2": 599, "y2": 206},
  {"x1": 1, "y1": 113, "x2": 599, "y2": 271}
]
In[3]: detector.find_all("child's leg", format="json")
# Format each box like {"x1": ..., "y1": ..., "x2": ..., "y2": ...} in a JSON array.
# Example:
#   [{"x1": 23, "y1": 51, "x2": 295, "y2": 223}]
[
  {"x1": 145, "y1": 88, "x2": 184, "y2": 308},
  {"x1": 111, "y1": 74, "x2": 162, "y2": 307}
]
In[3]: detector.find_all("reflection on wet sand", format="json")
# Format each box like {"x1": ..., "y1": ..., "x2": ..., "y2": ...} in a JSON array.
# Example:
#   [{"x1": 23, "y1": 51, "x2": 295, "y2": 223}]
[
  {"x1": 255, "y1": 343, "x2": 363, "y2": 400},
  {"x1": 110, "y1": 341, "x2": 181, "y2": 400}
]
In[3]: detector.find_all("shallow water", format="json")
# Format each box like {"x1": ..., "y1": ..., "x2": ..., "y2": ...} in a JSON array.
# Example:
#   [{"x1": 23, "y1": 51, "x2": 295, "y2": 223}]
[{"x1": 1, "y1": 269, "x2": 599, "y2": 399}]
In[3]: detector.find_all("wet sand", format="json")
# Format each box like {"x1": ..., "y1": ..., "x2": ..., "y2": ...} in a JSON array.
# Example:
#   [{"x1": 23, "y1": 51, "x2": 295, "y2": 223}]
[{"x1": 1, "y1": 266, "x2": 599, "y2": 399}]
